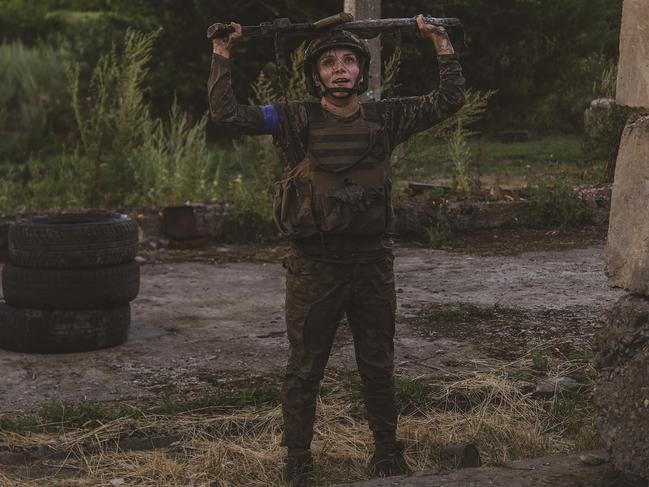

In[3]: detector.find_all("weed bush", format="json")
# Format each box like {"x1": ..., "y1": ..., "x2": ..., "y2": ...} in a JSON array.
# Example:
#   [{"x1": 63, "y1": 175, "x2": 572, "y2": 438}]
[
  {"x1": 217, "y1": 136, "x2": 282, "y2": 242},
  {"x1": 448, "y1": 120, "x2": 472, "y2": 192},
  {"x1": 527, "y1": 178, "x2": 592, "y2": 227},
  {"x1": 69, "y1": 29, "x2": 218, "y2": 207},
  {"x1": 393, "y1": 90, "x2": 495, "y2": 186},
  {"x1": 0, "y1": 41, "x2": 71, "y2": 163},
  {"x1": 0, "y1": 30, "x2": 229, "y2": 212},
  {"x1": 583, "y1": 61, "x2": 631, "y2": 181}
]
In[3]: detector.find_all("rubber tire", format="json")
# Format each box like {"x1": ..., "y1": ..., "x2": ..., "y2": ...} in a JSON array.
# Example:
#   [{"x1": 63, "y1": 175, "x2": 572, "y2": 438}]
[
  {"x1": 9, "y1": 212, "x2": 139, "y2": 269},
  {"x1": 2, "y1": 262, "x2": 140, "y2": 310},
  {"x1": 0, "y1": 304, "x2": 130, "y2": 354}
]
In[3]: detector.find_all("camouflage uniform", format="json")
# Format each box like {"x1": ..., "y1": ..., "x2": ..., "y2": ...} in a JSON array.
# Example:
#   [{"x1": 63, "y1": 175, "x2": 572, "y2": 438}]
[{"x1": 208, "y1": 49, "x2": 465, "y2": 454}]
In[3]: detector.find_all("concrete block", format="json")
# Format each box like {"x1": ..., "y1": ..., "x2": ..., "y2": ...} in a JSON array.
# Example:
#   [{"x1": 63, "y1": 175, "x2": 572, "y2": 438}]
[
  {"x1": 616, "y1": 0, "x2": 649, "y2": 109},
  {"x1": 594, "y1": 293, "x2": 649, "y2": 482},
  {"x1": 606, "y1": 115, "x2": 649, "y2": 294}
]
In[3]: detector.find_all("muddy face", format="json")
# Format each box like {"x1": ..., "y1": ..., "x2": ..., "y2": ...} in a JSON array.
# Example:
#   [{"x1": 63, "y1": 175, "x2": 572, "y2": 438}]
[{"x1": 314, "y1": 47, "x2": 361, "y2": 97}]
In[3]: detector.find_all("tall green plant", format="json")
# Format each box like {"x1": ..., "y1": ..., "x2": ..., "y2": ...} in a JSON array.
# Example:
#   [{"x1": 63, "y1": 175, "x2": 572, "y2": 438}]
[
  {"x1": 69, "y1": 29, "x2": 157, "y2": 205},
  {"x1": 527, "y1": 178, "x2": 592, "y2": 227},
  {"x1": 395, "y1": 89, "x2": 495, "y2": 186},
  {"x1": 0, "y1": 41, "x2": 70, "y2": 162},
  {"x1": 132, "y1": 100, "x2": 218, "y2": 206},
  {"x1": 380, "y1": 44, "x2": 402, "y2": 98},
  {"x1": 252, "y1": 41, "x2": 312, "y2": 104},
  {"x1": 448, "y1": 120, "x2": 471, "y2": 193},
  {"x1": 583, "y1": 61, "x2": 629, "y2": 182},
  {"x1": 0, "y1": 28, "x2": 222, "y2": 213}
]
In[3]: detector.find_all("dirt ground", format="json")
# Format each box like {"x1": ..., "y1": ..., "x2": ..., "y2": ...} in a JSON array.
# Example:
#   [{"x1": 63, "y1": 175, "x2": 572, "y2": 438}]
[
  {"x1": 0, "y1": 227, "x2": 623, "y2": 414},
  {"x1": 334, "y1": 452, "x2": 616, "y2": 487}
]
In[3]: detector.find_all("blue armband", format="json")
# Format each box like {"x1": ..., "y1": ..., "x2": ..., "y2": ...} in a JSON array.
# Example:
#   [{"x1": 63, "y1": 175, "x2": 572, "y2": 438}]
[{"x1": 260, "y1": 104, "x2": 279, "y2": 136}]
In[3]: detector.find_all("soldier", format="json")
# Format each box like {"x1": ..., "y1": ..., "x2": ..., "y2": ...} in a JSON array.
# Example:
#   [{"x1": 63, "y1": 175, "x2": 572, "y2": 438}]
[{"x1": 209, "y1": 15, "x2": 465, "y2": 486}]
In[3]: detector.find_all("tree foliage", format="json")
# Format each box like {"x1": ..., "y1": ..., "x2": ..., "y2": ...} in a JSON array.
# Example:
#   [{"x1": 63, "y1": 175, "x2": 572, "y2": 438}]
[
  {"x1": 0, "y1": 0, "x2": 623, "y2": 134},
  {"x1": 382, "y1": 0, "x2": 622, "y2": 130}
]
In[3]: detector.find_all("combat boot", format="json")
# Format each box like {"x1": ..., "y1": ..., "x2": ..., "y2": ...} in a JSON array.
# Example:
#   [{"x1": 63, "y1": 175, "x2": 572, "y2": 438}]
[
  {"x1": 369, "y1": 440, "x2": 409, "y2": 477},
  {"x1": 284, "y1": 449, "x2": 314, "y2": 487}
]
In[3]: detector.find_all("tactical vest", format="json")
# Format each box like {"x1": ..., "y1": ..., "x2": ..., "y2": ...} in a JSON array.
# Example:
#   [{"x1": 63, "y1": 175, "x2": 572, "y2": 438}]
[{"x1": 273, "y1": 102, "x2": 393, "y2": 240}]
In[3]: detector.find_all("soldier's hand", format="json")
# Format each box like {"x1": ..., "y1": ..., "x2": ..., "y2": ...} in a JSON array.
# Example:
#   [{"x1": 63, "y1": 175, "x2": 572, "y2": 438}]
[
  {"x1": 416, "y1": 15, "x2": 455, "y2": 56},
  {"x1": 212, "y1": 22, "x2": 242, "y2": 59}
]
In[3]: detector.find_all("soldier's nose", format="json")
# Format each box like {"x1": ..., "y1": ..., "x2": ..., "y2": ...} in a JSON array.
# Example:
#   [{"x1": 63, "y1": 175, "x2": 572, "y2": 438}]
[{"x1": 333, "y1": 62, "x2": 347, "y2": 72}]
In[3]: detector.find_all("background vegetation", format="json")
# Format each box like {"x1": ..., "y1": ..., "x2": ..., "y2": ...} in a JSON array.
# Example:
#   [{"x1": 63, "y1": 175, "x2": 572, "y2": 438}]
[
  {"x1": 0, "y1": 0, "x2": 622, "y2": 129},
  {"x1": 0, "y1": 0, "x2": 626, "y2": 217}
]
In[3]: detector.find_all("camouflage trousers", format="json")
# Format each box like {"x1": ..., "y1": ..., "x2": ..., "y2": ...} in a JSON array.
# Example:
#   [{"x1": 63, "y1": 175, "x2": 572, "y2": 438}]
[{"x1": 281, "y1": 249, "x2": 398, "y2": 450}]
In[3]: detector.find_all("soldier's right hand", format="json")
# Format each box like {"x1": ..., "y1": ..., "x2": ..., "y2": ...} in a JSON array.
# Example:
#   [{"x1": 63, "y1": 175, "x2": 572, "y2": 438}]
[{"x1": 212, "y1": 22, "x2": 242, "y2": 59}]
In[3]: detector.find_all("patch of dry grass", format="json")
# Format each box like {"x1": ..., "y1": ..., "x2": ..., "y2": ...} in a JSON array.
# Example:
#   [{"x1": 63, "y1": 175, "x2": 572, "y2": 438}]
[{"x1": 0, "y1": 371, "x2": 592, "y2": 486}]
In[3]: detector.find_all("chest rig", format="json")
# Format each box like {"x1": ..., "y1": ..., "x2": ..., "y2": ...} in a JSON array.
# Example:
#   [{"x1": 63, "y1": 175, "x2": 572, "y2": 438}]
[{"x1": 273, "y1": 102, "x2": 393, "y2": 240}]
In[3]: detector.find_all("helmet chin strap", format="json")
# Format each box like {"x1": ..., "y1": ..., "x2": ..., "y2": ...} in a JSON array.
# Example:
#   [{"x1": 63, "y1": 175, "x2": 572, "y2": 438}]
[
  {"x1": 321, "y1": 86, "x2": 357, "y2": 98},
  {"x1": 316, "y1": 72, "x2": 362, "y2": 99}
]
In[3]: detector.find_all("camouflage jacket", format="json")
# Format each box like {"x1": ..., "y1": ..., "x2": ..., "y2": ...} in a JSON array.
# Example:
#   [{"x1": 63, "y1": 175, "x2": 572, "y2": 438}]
[{"x1": 207, "y1": 52, "x2": 466, "y2": 259}]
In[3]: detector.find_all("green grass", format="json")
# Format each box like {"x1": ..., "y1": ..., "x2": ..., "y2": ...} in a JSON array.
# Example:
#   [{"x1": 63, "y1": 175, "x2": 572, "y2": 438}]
[
  {"x1": 152, "y1": 382, "x2": 282, "y2": 416},
  {"x1": 396, "y1": 134, "x2": 603, "y2": 187},
  {"x1": 531, "y1": 347, "x2": 552, "y2": 372},
  {"x1": 0, "y1": 381, "x2": 284, "y2": 434},
  {"x1": 0, "y1": 372, "x2": 575, "y2": 435}
]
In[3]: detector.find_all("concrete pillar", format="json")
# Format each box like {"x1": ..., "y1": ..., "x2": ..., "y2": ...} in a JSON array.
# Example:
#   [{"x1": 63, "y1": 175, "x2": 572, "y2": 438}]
[
  {"x1": 606, "y1": 115, "x2": 649, "y2": 294},
  {"x1": 599, "y1": 3, "x2": 649, "y2": 482},
  {"x1": 344, "y1": 0, "x2": 381, "y2": 100},
  {"x1": 616, "y1": 0, "x2": 649, "y2": 109},
  {"x1": 607, "y1": 1, "x2": 649, "y2": 293},
  {"x1": 594, "y1": 294, "x2": 649, "y2": 483}
]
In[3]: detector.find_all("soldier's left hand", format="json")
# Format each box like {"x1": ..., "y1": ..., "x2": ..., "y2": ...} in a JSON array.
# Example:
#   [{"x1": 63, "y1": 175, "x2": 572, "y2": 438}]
[{"x1": 416, "y1": 15, "x2": 454, "y2": 55}]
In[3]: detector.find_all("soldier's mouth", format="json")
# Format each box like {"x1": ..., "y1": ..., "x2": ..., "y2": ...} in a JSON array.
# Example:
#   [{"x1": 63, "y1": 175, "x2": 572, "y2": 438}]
[{"x1": 333, "y1": 78, "x2": 351, "y2": 84}]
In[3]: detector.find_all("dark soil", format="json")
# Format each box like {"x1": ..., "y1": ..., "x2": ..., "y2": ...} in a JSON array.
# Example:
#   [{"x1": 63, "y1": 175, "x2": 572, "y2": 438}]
[
  {"x1": 431, "y1": 225, "x2": 607, "y2": 256},
  {"x1": 334, "y1": 452, "x2": 641, "y2": 487},
  {"x1": 137, "y1": 225, "x2": 608, "y2": 265},
  {"x1": 408, "y1": 303, "x2": 597, "y2": 361}
]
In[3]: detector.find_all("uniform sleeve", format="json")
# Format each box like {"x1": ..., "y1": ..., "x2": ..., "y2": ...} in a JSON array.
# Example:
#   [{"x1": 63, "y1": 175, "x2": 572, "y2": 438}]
[
  {"x1": 207, "y1": 54, "x2": 309, "y2": 166},
  {"x1": 378, "y1": 54, "x2": 466, "y2": 149},
  {"x1": 208, "y1": 53, "x2": 271, "y2": 135},
  {"x1": 273, "y1": 102, "x2": 310, "y2": 167}
]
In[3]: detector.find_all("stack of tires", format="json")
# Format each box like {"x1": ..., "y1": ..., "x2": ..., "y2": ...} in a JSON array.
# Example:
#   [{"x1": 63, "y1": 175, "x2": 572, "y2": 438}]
[{"x1": 0, "y1": 213, "x2": 140, "y2": 354}]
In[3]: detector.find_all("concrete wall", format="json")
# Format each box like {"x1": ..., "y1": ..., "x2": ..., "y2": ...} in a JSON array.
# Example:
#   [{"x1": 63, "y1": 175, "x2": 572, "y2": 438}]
[{"x1": 616, "y1": 0, "x2": 649, "y2": 109}]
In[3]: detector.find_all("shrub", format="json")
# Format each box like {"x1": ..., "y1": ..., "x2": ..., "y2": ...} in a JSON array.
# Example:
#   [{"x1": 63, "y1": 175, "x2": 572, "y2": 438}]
[
  {"x1": 394, "y1": 89, "x2": 495, "y2": 188},
  {"x1": 0, "y1": 30, "x2": 223, "y2": 212},
  {"x1": 583, "y1": 61, "x2": 631, "y2": 182},
  {"x1": 527, "y1": 178, "x2": 592, "y2": 227},
  {"x1": 0, "y1": 41, "x2": 71, "y2": 163}
]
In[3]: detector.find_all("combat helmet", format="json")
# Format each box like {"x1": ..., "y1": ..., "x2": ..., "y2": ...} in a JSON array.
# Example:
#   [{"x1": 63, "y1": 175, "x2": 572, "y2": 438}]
[{"x1": 304, "y1": 30, "x2": 371, "y2": 97}]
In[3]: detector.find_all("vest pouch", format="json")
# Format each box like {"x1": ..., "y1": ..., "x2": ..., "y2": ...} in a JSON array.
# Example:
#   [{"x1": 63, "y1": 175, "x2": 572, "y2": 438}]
[
  {"x1": 273, "y1": 171, "x2": 320, "y2": 240},
  {"x1": 313, "y1": 179, "x2": 388, "y2": 236},
  {"x1": 273, "y1": 102, "x2": 393, "y2": 240}
]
